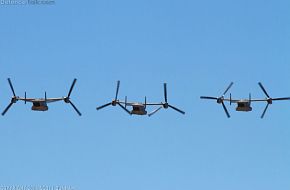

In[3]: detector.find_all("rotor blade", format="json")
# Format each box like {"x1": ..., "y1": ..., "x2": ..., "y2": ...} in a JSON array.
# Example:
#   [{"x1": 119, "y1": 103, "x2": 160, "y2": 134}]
[
  {"x1": 272, "y1": 97, "x2": 290, "y2": 101},
  {"x1": 258, "y1": 82, "x2": 270, "y2": 98},
  {"x1": 96, "y1": 102, "x2": 112, "y2": 110},
  {"x1": 68, "y1": 78, "x2": 77, "y2": 98},
  {"x1": 8, "y1": 78, "x2": 16, "y2": 97},
  {"x1": 261, "y1": 103, "x2": 269, "y2": 119},
  {"x1": 115, "y1": 81, "x2": 120, "y2": 101},
  {"x1": 117, "y1": 102, "x2": 131, "y2": 115},
  {"x1": 164, "y1": 83, "x2": 168, "y2": 103},
  {"x1": 68, "y1": 100, "x2": 82, "y2": 116},
  {"x1": 221, "y1": 101, "x2": 230, "y2": 118},
  {"x1": 223, "y1": 82, "x2": 234, "y2": 96},
  {"x1": 200, "y1": 96, "x2": 218, "y2": 100},
  {"x1": 148, "y1": 106, "x2": 163, "y2": 117},
  {"x1": 2, "y1": 102, "x2": 13, "y2": 116},
  {"x1": 168, "y1": 104, "x2": 185, "y2": 114}
]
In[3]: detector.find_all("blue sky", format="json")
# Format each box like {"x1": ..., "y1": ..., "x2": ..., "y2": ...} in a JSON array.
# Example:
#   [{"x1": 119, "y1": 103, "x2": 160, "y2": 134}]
[{"x1": 1, "y1": 0, "x2": 290, "y2": 189}]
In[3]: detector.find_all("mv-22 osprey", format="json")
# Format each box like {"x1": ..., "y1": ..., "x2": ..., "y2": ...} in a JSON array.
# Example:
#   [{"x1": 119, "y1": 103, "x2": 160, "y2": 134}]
[
  {"x1": 97, "y1": 81, "x2": 185, "y2": 116},
  {"x1": 201, "y1": 82, "x2": 290, "y2": 118},
  {"x1": 2, "y1": 78, "x2": 81, "y2": 116}
]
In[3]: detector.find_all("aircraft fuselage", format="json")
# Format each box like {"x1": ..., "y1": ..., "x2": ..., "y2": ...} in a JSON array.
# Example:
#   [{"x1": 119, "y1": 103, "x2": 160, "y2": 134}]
[
  {"x1": 131, "y1": 104, "x2": 147, "y2": 115},
  {"x1": 32, "y1": 101, "x2": 48, "y2": 111},
  {"x1": 235, "y1": 100, "x2": 252, "y2": 112}
]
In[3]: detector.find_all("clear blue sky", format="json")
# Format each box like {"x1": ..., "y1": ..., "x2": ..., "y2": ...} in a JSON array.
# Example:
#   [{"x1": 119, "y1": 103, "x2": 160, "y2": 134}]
[{"x1": 1, "y1": 0, "x2": 290, "y2": 189}]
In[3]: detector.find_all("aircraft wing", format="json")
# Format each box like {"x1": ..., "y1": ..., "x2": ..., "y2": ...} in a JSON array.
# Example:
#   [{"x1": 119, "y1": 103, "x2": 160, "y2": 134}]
[
  {"x1": 17, "y1": 97, "x2": 35, "y2": 102},
  {"x1": 118, "y1": 101, "x2": 164, "y2": 106},
  {"x1": 45, "y1": 98, "x2": 65, "y2": 103},
  {"x1": 118, "y1": 101, "x2": 133, "y2": 106},
  {"x1": 250, "y1": 97, "x2": 290, "y2": 102},
  {"x1": 118, "y1": 101, "x2": 143, "y2": 106},
  {"x1": 145, "y1": 103, "x2": 164, "y2": 106},
  {"x1": 249, "y1": 99, "x2": 268, "y2": 102},
  {"x1": 17, "y1": 97, "x2": 64, "y2": 103},
  {"x1": 223, "y1": 98, "x2": 239, "y2": 103}
]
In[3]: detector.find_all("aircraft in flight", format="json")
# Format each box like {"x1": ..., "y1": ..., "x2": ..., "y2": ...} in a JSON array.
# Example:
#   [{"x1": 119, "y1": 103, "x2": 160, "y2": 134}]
[
  {"x1": 2, "y1": 78, "x2": 82, "y2": 116},
  {"x1": 97, "y1": 81, "x2": 185, "y2": 116},
  {"x1": 200, "y1": 82, "x2": 290, "y2": 118}
]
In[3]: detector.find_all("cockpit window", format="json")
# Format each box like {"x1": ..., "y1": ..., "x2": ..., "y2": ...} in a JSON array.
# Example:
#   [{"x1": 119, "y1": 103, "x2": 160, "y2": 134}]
[
  {"x1": 238, "y1": 103, "x2": 245, "y2": 107},
  {"x1": 133, "y1": 107, "x2": 140, "y2": 111},
  {"x1": 33, "y1": 102, "x2": 41, "y2": 107}
]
